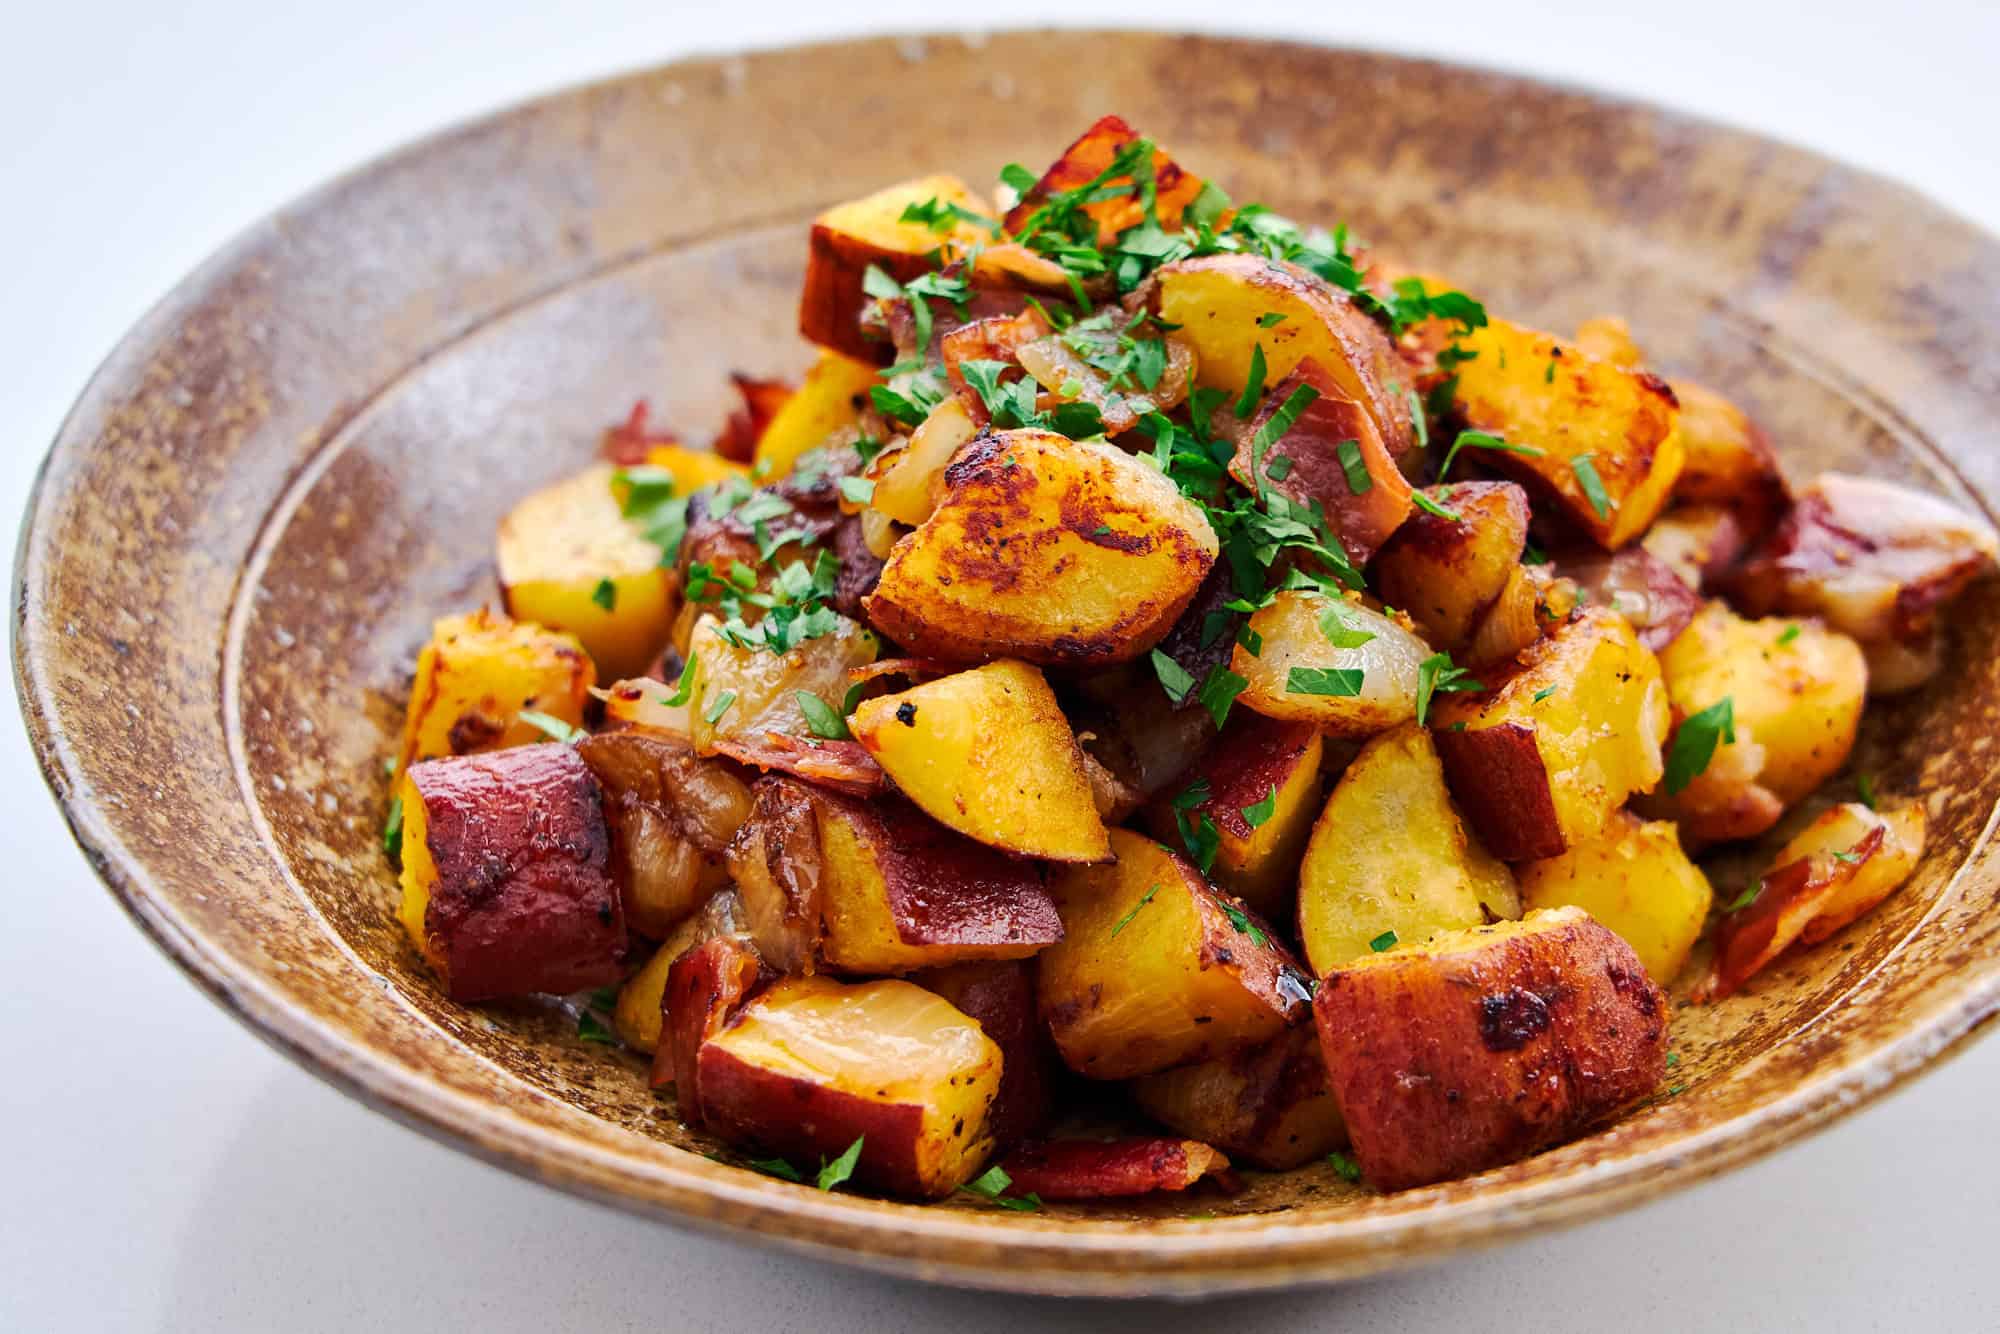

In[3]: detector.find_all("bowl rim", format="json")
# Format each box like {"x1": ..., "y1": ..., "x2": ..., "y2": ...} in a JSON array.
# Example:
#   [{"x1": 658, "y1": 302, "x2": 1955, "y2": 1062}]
[{"x1": 16, "y1": 27, "x2": 2000, "y2": 1297}]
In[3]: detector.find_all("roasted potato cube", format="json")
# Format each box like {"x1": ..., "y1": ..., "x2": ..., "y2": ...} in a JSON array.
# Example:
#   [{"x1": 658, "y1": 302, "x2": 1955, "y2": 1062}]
[
  {"x1": 1144, "y1": 713, "x2": 1323, "y2": 919},
  {"x1": 1314, "y1": 907, "x2": 1669, "y2": 1190},
  {"x1": 995, "y1": 1137, "x2": 1230, "y2": 1200},
  {"x1": 1448, "y1": 318, "x2": 1683, "y2": 549},
  {"x1": 1297, "y1": 723, "x2": 1518, "y2": 975},
  {"x1": 396, "y1": 609, "x2": 593, "y2": 773},
  {"x1": 1040, "y1": 829, "x2": 1311, "y2": 1080},
  {"x1": 696, "y1": 975, "x2": 1003, "y2": 1198},
  {"x1": 1002, "y1": 114, "x2": 1206, "y2": 243},
  {"x1": 615, "y1": 888, "x2": 751, "y2": 1054},
  {"x1": 1517, "y1": 810, "x2": 1713, "y2": 982},
  {"x1": 1372, "y1": 481, "x2": 1531, "y2": 649},
  {"x1": 396, "y1": 744, "x2": 623, "y2": 1002},
  {"x1": 1667, "y1": 379, "x2": 1787, "y2": 534},
  {"x1": 1572, "y1": 315, "x2": 1643, "y2": 369},
  {"x1": 852, "y1": 659, "x2": 1112, "y2": 863},
  {"x1": 642, "y1": 443, "x2": 751, "y2": 495},
  {"x1": 1723, "y1": 473, "x2": 1997, "y2": 694},
  {"x1": 1130, "y1": 1025, "x2": 1347, "y2": 1170},
  {"x1": 1655, "y1": 602, "x2": 1866, "y2": 808},
  {"x1": 1230, "y1": 590, "x2": 1431, "y2": 736},
  {"x1": 687, "y1": 610, "x2": 880, "y2": 756},
  {"x1": 1554, "y1": 545, "x2": 1701, "y2": 653},
  {"x1": 813, "y1": 788, "x2": 1063, "y2": 973},
  {"x1": 1153, "y1": 254, "x2": 1416, "y2": 464},
  {"x1": 916, "y1": 960, "x2": 1056, "y2": 1148},
  {"x1": 1704, "y1": 800, "x2": 1925, "y2": 998},
  {"x1": 1230, "y1": 358, "x2": 1413, "y2": 565},
  {"x1": 751, "y1": 349, "x2": 881, "y2": 480},
  {"x1": 576, "y1": 727, "x2": 752, "y2": 938},
  {"x1": 864, "y1": 429, "x2": 1218, "y2": 667},
  {"x1": 496, "y1": 464, "x2": 679, "y2": 680},
  {"x1": 799, "y1": 174, "x2": 993, "y2": 362},
  {"x1": 1432, "y1": 608, "x2": 1670, "y2": 861}
]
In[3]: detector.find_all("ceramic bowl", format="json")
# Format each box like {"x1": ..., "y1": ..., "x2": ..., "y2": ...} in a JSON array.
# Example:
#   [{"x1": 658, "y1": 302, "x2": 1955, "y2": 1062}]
[{"x1": 17, "y1": 30, "x2": 2000, "y2": 1297}]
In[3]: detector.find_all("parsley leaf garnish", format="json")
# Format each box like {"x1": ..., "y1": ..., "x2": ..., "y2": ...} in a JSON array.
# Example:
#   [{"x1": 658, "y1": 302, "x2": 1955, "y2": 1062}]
[
  {"x1": 816, "y1": 1136, "x2": 864, "y2": 1191},
  {"x1": 1241, "y1": 784, "x2": 1279, "y2": 830},
  {"x1": 1287, "y1": 667, "x2": 1364, "y2": 696},
  {"x1": 959, "y1": 1164, "x2": 1041, "y2": 1211},
  {"x1": 1109, "y1": 884, "x2": 1161, "y2": 938},
  {"x1": 519, "y1": 710, "x2": 584, "y2": 744},
  {"x1": 1334, "y1": 439, "x2": 1371, "y2": 494},
  {"x1": 1150, "y1": 648, "x2": 1197, "y2": 704},
  {"x1": 796, "y1": 691, "x2": 850, "y2": 740},
  {"x1": 1414, "y1": 652, "x2": 1482, "y2": 727},
  {"x1": 382, "y1": 795, "x2": 404, "y2": 860},
  {"x1": 1571, "y1": 453, "x2": 1614, "y2": 520},
  {"x1": 1196, "y1": 666, "x2": 1249, "y2": 730},
  {"x1": 1663, "y1": 697, "x2": 1735, "y2": 795},
  {"x1": 590, "y1": 578, "x2": 617, "y2": 611},
  {"x1": 1221, "y1": 901, "x2": 1269, "y2": 947},
  {"x1": 701, "y1": 690, "x2": 738, "y2": 727}
]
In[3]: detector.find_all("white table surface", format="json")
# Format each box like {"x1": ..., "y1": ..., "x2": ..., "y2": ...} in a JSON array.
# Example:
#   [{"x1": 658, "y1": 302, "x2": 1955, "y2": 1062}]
[{"x1": 7, "y1": 3, "x2": 1999, "y2": 1328}]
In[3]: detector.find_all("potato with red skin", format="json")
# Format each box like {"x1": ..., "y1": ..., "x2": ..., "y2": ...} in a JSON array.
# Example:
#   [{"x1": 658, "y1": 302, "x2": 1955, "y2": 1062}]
[
  {"x1": 1372, "y1": 481, "x2": 1531, "y2": 650},
  {"x1": 1314, "y1": 907, "x2": 1669, "y2": 1191},
  {"x1": 1130, "y1": 1025, "x2": 1347, "y2": 1170},
  {"x1": 396, "y1": 744, "x2": 624, "y2": 1003},
  {"x1": 1553, "y1": 545, "x2": 1701, "y2": 653},
  {"x1": 616, "y1": 889, "x2": 750, "y2": 1055},
  {"x1": 916, "y1": 960, "x2": 1056, "y2": 1148},
  {"x1": 1667, "y1": 378, "x2": 1788, "y2": 539},
  {"x1": 1144, "y1": 713, "x2": 1323, "y2": 920},
  {"x1": 995, "y1": 1138, "x2": 1231, "y2": 1200},
  {"x1": 1230, "y1": 358, "x2": 1413, "y2": 565},
  {"x1": 656, "y1": 933, "x2": 769, "y2": 1111},
  {"x1": 799, "y1": 174, "x2": 994, "y2": 362},
  {"x1": 695, "y1": 976, "x2": 1003, "y2": 1199}
]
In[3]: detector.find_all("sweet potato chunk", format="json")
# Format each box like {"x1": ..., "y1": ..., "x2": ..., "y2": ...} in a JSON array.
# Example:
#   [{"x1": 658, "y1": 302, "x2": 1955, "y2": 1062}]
[
  {"x1": 799, "y1": 174, "x2": 994, "y2": 362},
  {"x1": 1144, "y1": 714, "x2": 1323, "y2": 919},
  {"x1": 576, "y1": 727, "x2": 752, "y2": 938},
  {"x1": 1517, "y1": 811, "x2": 1713, "y2": 983},
  {"x1": 1703, "y1": 800, "x2": 1926, "y2": 998},
  {"x1": 916, "y1": 960, "x2": 1055, "y2": 1148},
  {"x1": 696, "y1": 975, "x2": 1003, "y2": 1198},
  {"x1": 1314, "y1": 908, "x2": 1669, "y2": 1190},
  {"x1": 1372, "y1": 481, "x2": 1530, "y2": 649},
  {"x1": 1724, "y1": 473, "x2": 1998, "y2": 694},
  {"x1": 1002, "y1": 114, "x2": 1206, "y2": 243},
  {"x1": 616, "y1": 889, "x2": 750, "y2": 1055},
  {"x1": 496, "y1": 464, "x2": 679, "y2": 680},
  {"x1": 996, "y1": 1138, "x2": 1230, "y2": 1200},
  {"x1": 1228, "y1": 358, "x2": 1413, "y2": 565},
  {"x1": 659, "y1": 934, "x2": 769, "y2": 1117},
  {"x1": 751, "y1": 349, "x2": 881, "y2": 480},
  {"x1": 852, "y1": 660, "x2": 1111, "y2": 863},
  {"x1": 864, "y1": 429, "x2": 1218, "y2": 667},
  {"x1": 396, "y1": 744, "x2": 623, "y2": 1002},
  {"x1": 1130, "y1": 1025, "x2": 1347, "y2": 1170},
  {"x1": 1432, "y1": 609, "x2": 1670, "y2": 861},
  {"x1": 396, "y1": 610, "x2": 593, "y2": 773},
  {"x1": 1230, "y1": 590, "x2": 1431, "y2": 736},
  {"x1": 686, "y1": 611, "x2": 880, "y2": 756},
  {"x1": 1297, "y1": 724, "x2": 1519, "y2": 975},
  {"x1": 1448, "y1": 318, "x2": 1683, "y2": 549},
  {"x1": 1154, "y1": 254, "x2": 1415, "y2": 464},
  {"x1": 1040, "y1": 829, "x2": 1311, "y2": 1080}
]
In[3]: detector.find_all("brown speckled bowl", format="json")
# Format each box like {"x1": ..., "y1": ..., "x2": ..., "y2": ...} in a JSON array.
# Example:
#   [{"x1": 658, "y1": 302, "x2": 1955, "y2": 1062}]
[{"x1": 16, "y1": 31, "x2": 2000, "y2": 1297}]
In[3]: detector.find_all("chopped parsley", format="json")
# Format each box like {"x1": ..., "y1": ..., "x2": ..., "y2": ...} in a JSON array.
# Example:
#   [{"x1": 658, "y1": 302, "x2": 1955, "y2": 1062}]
[
  {"x1": 959, "y1": 1164, "x2": 1040, "y2": 1211},
  {"x1": 837, "y1": 475, "x2": 874, "y2": 505},
  {"x1": 1256, "y1": 311, "x2": 1288, "y2": 328},
  {"x1": 1532, "y1": 685, "x2": 1557, "y2": 703},
  {"x1": 796, "y1": 691, "x2": 850, "y2": 740},
  {"x1": 701, "y1": 690, "x2": 738, "y2": 727},
  {"x1": 1318, "y1": 601, "x2": 1376, "y2": 649},
  {"x1": 590, "y1": 577, "x2": 617, "y2": 611},
  {"x1": 1777, "y1": 623, "x2": 1802, "y2": 646},
  {"x1": 577, "y1": 1010, "x2": 618, "y2": 1045},
  {"x1": 1287, "y1": 666, "x2": 1364, "y2": 697},
  {"x1": 1857, "y1": 773, "x2": 1879, "y2": 810},
  {"x1": 1109, "y1": 884, "x2": 1162, "y2": 937},
  {"x1": 1368, "y1": 929, "x2": 1398, "y2": 953},
  {"x1": 1571, "y1": 453, "x2": 1614, "y2": 520},
  {"x1": 1411, "y1": 490, "x2": 1462, "y2": 522},
  {"x1": 1241, "y1": 784, "x2": 1279, "y2": 830},
  {"x1": 1150, "y1": 648, "x2": 1197, "y2": 704},
  {"x1": 817, "y1": 1136, "x2": 865, "y2": 1192},
  {"x1": 661, "y1": 652, "x2": 699, "y2": 708},
  {"x1": 1725, "y1": 880, "x2": 1762, "y2": 913},
  {"x1": 1335, "y1": 438, "x2": 1372, "y2": 494},
  {"x1": 1327, "y1": 1151, "x2": 1363, "y2": 1183},
  {"x1": 382, "y1": 795, "x2": 404, "y2": 860},
  {"x1": 1662, "y1": 697, "x2": 1735, "y2": 795},
  {"x1": 1197, "y1": 665, "x2": 1249, "y2": 730},
  {"x1": 1437, "y1": 429, "x2": 1544, "y2": 480},
  {"x1": 1415, "y1": 653, "x2": 1482, "y2": 726},
  {"x1": 519, "y1": 710, "x2": 584, "y2": 744},
  {"x1": 898, "y1": 195, "x2": 1001, "y2": 236},
  {"x1": 1221, "y1": 901, "x2": 1269, "y2": 947},
  {"x1": 745, "y1": 1155, "x2": 804, "y2": 1183},
  {"x1": 1235, "y1": 343, "x2": 1268, "y2": 418},
  {"x1": 611, "y1": 464, "x2": 691, "y2": 566}
]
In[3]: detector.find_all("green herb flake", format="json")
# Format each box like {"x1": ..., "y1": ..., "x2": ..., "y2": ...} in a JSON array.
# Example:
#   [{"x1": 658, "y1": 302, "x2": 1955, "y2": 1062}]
[
  {"x1": 702, "y1": 690, "x2": 739, "y2": 727},
  {"x1": 661, "y1": 652, "x2": 699, "y2": 708},
  {"x1": 1725, "y1": 881, "x2": 1763, "y2": 913},
  {"x1": 1571, "y1": 453, "x2": 1615, "y2": 520},
  {"x1": 1368, "y1": 929, "x2": 1398, "y2": 953},
  {"x1": 1246, "y1": 384, "x2": 1322, "y2": 495},
  {"x1": 1242, "y1": 784, "x2": 1280, "y2": 830},
  {"x1": 1175, "y1": 810, "x2": 1222, "y2": 874},
  {"x1": 1264, "y1": 453, "x2": 1295, "y2": 482},
  {"x1": 796, "y1": 691, "x2": 850, "y2": 740},
  {"x1": 1318, "y1": 602, "x2": 1376, "y2": 650},
  {"x1": 1532, "y1": 686, "x2": 1557, "y2": 703},
  {"x1": 1151, "y1": 648, "x2": 1197, "y2": 705},
  {"x1": 1327, "y1": 1151, "x2": 1363, "y2": 1183},
  {"x1": 1256, "y1": 312, "x2": 1287, "y2": 329},
  {"x1": 1237, "y1": 625, "x2": 1264, "y2": 657},
  {"x1": 1109, "y1": 884, "x2": 1162, "y2": 938},
  {"x1": 816, "y1": 1136, "x2": 865, "y2": 1192},
  {"x1": 382, "y1": 795, "x2": 404, "y2": 860},
  {"x1": 1438, "y1": 429, "x2": 1545, "y2": 480},
  {"x1": 1857, "y1": 773, "x2": 1879, "y2": 810},
  {"x1": 1411, "y1": 491, "x2": 1462, "y2": 522},
  {"x1": 1662, "y1": 697, "x2": 1735, "y2": 795},
  {"x1": 1415, "y1": 653, "x2": 1483, "y2": 727},
  {"x1": 959, "y1": 1164, "x2": 1041, "y2": 1211},
  {"x1": 837, "y1": 476, "x2": 875, "y2": 505},
  {"x1": 1335, "y1": 438, "x2": 1372, "y2": 494},
  {"x1": 1777, "y1": 623, "x2": 1802, "y2": 646},
  {"x1": 1221, "y1": 901, "x2": 1270, "y2": 947},
  {"x1": 577, "y1": 1010, "x2": 618, "y2": 1045},
  {"x1": 746, "y1": 1155, "x2": 804, "y2": 1183},
  {"x1": 590, "y1": 578, "x2": 618, "y2": 611},
  {"x1": 519, "y1": 710, "x2": 585, "y2": 744},
  {"x1": 1235, "y1": 343, "x2": 1268, "y2": 419},
  {"x1": 1287, "y1": 666, "x2": 1364, "y2": 697},
  {"x1": 999, "y1": 163, "x2": 1039, "y2": 195},
  {"x1": 1666, "y1": 1050, "x2": 1681, "y2": 1068},
  {"x1": 1832, "y1": 850, "x2": 1863, "y2": 864}
]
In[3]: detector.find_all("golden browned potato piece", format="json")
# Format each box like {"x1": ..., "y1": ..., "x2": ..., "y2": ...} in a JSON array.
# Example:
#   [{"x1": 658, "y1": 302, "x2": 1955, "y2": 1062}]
[
  {"x1": 1296, "y1": 723, "x2": 1517, "y2": 975},
  {"x1": 1129, "y1": 1025, "x2": 1347, "y2": 1170},
  {"x1": 914, "y1": 960, "x2": 1056, "y2": 1148},
  {"x1": 1002, "y1": 114, "x2": 1207, "y2": 244},
  {"x1": 751, "y1": 349, "x2": 881, "y2": 480},
  {"x1": 1040, "y1": 829, "x2": 1312, "y2": 1080},
  {"x1": 1572, "y1": 315, "x2": 1643, "y2": 369},
  {"x1": 1314, "y1": 907, "x2": 1669, "y2": 1190},
  {"x1": 1154, "y1": 253, "x2": 1415, "y2": 464},
  {"x1": 864, "y1": 429, "x2": 1218, "y2": 667},
  {"x1": 1143, "y1": 713, "x2": 1323, "y2": 920},
  {"x1": 613, "y1": 888, "x2": 751, "y2": 1053},
  {"x1": 851, "y1": 659, "x2": 1110, "y2": 863},
  {"x1": 1230, "y1": 590, "x2": 1431, "y2": 736},
  {"x1": 1654, "y1": 602, "x2": 1866, "y2": 809},
  {"x1": 1372, "y1": 481, "x2": 1531, "y2": 649},
  {"x1": 798, "y1": 175, "x2": 993, "y2": 363},
  {"x1": 396, "y1": 609, "x2": 594, "y2": 773},
  {"x1": 695, "y1": 975, "x2": 1003, "y2": 1199},
  {"x1": 1665, "y1": 379, "x2": 1788, "y2": 538},
  {"x1": 641, "y1": 443, "x2": 751, "y2": 495},
  {"x1": 686, "y1": 611, "x2": 880, "y2": 756},
  {"x1": 1517, "y1": 810, "x2": 1713, "y2": 983},
  {"x1": 496, "y1": 463, "x2": 679, "y2": 681},
  {"x1": 1432, "y1": 608, "x2": 1670, "y2": 861},
  {"x1": 1448, "y1": 317, "x2": 1683, "y2": 549},
  {"x1": 396, "y1": 744, "x2": 624, "y2": 1003},
  {"x1": 1703, "y1": 800, "x2": 1926, "y2": 998}
]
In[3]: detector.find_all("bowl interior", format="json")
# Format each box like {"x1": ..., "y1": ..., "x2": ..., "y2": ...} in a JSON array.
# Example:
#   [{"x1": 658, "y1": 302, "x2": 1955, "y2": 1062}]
[{"x1": 20, "y1": 31, "x2": 2000, "y2": 1295}]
